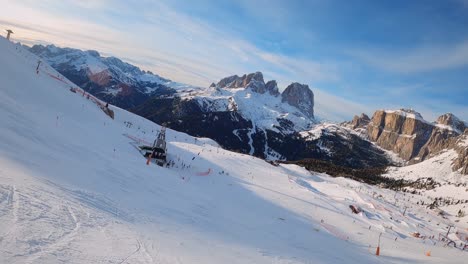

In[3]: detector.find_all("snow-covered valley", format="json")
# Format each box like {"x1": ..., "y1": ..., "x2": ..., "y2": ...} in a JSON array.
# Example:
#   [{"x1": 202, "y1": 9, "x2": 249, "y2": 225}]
[{"x1": 1, "y1": 36, "x2": 467, "y2": 264}]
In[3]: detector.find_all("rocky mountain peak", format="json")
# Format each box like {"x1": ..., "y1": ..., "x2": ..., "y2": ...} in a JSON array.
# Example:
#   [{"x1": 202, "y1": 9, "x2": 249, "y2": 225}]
[
  {"x1": 86, "y1": 50, "x2": 100, "y2": 57},
  {"x1": 350, "y1": 113, "x2": 370, "y2": 129},
  {"x1": 281, "y1": 82, "x2": 314, "y2": 119},
  {"x1": 453, "y1": 133, "x2": 468, "y2": 174},
  {"x1": 436, "y1": 113, "x2": 465, "y2": 133},
  {"x1": 265, "y1": 80, "x2": 280, "y2": 96},
  {"x1": 216, "y1": 71, "x2": 264, "y2": 89},
  {"x1": 27, "y1": 44, "x2": 175, "y2": 109},
  {"x1": 244, "y1": 72, "x2": 266, "y2": 93},
  {"x1": 216, "y1": 75, "x2": 239, "y2": 88},
  {"x1": 244, "y1": 71, "x2": 264, "y2": 85},
  {"x1": 215, "y1": 72, "x2": 281, "y2": 96}
]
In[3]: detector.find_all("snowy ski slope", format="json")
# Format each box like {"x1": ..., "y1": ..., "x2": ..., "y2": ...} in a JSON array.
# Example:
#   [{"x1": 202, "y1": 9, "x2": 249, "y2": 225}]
[{"x1": 0, "y1": 36, "x2": 467, "y2": 263}]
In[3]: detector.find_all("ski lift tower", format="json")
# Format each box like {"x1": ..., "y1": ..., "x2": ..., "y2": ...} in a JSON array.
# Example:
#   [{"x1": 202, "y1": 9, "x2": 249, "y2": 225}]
[
  {"x1": 6, "y1": 29, "x2": 13, "y2": 40},
  {"x1": 153, "y1": 126, "x2": 167, "y2": 151},
  {"x1": 150, "y1": 126, "x2": 167, "y2": 166}
]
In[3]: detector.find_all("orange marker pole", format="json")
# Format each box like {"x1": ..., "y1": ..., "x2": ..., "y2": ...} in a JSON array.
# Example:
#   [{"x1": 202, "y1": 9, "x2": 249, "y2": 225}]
[{"x1": 376, "y1": 232, "x2": 382, "y2": 256}]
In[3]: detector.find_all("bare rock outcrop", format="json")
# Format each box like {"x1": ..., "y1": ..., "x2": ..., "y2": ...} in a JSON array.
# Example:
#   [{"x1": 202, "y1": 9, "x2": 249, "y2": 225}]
[
  {"x1": 350, "y1": 113, "x2": 370, "y2": 129},
  {"x1": 453, "y1": 132, "x2": 468, "y2": 174},
  {"x1": 367, "y1": 109, "x2": 467, "y2": 174},
  {"x1": 265, "y1": 80, "x2": 280, "y2": 96},
  {"x1": 281, "y1": 83, "x2": 314, "y2": 119},
  {"x1": 436, "y1": 113, "x2": 466, "y2": 133},
  {"x1": 341, "y1": 113, "x2": 371, "y2": 139},
  {"x1": 367, "y1": 109, "x2": 433, "y2": 160},
  {"x1": 216, "y1": 72, "x2": 283, "y2": 97},
  {"x1": 216, "y1": 72, "x2": 265, "y2": 92},
  {"x1": 412, "y1": 113, "x2": 464, "y2": 163}
]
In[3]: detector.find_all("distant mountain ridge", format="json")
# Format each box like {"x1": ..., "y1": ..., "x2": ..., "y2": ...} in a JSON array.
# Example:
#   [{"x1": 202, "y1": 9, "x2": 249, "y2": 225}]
[
  {"x1": 28, "y1": 44, "x2": 201, "y2": 108},
  {"x1": 345, "y1": 109, "x2": 468, "y2": 174}
]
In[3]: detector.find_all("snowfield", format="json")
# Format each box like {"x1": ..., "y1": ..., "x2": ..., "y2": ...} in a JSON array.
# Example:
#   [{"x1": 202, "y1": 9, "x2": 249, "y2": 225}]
[{"x1": 0, "y1": 36, "x2": 467, "y2": 263}]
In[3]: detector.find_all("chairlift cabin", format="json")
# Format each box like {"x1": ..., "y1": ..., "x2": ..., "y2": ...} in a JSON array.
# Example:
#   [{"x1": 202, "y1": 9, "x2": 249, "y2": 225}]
[{"x1": 140, "y1": 127, "x2": 167, "y2": 166}]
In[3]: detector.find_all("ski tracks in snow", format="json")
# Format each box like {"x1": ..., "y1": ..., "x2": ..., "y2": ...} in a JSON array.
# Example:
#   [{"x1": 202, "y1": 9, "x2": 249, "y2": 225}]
[
  {"x1": 0, "y1": 184, "x2": 17, "y2": 245},
  {"x1": 0, "y1": 184, "x2": 16, "y2": 219},
  {"x1": 117, "y1": 239, "x2": 142, "y2": 264},
  {"x1": 117, "y1": 238, "x2": 161, "y2": 264},
  {"x1": 0, "y1": 182, "x2": 85, "y2": 263},
  {"x1": 0, "y1": 178, "x2": 156, "y2": 264},
  {"x1": 24, "y1": 204, "x2": 82, "y2": 264}
]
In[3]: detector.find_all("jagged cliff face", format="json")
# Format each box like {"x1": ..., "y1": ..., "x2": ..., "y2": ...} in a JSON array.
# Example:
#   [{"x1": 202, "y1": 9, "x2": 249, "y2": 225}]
[
  {"x1": 265, "y1": 80, "x2": 280, "y2": 96},
  {"x1": 453, "y1": 132, "x2": 468, "y2": 174},
  {"x1": 216, "y1": 71, "x2": 280, "y2": 95},
  {"x1": 281, "y1": 83, "x2": 314, "y2": 119},
  {"x1": 352, "y1": 114, "x2": 370, "y2": 129},
  {"x1": 366, "y1": 109, "x2": 467, "y2": 174},
  {"x1": 340, "y1": 113, "x2": 370, "y2": 140},
  {"x1": 216, "y1": 72, "x2": 265, "y2": 91},
  {"x1": 367, "y1": 110, "x2": 434, "y2": 160},
  {"x1": 343, "y1": 113, "x2": 370, "y2": 130}
]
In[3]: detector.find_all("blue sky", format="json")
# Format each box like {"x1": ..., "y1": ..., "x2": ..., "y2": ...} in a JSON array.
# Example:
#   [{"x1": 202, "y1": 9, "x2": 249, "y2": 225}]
[{"x1": 1, "y1": 0, "x2": 467, "y2": 121}]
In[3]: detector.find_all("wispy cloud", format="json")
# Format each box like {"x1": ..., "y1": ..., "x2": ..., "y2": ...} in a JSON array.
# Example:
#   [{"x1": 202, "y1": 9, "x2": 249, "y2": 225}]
[
  {"x1": 351, "y1": 40, "x2": 468, "y2": 74},
  {"x1": 0, "y1": 1, "x2": 125, "y2": 50}
]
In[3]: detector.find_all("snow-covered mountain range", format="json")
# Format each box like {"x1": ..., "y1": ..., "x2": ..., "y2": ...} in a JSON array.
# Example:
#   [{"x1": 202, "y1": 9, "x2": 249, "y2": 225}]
[
  {"x1": 29, "y1": 44, "x2": 315, "y2": 133},
  {"x1": 28, "y1": 44, "x2": 202, "y2": 109},
  {"x1": 27, "y1": 44, "x2": 468, "y2": 176},
  {"x1": 28, "y1": 44, "x2": 393, "y2": 168}
]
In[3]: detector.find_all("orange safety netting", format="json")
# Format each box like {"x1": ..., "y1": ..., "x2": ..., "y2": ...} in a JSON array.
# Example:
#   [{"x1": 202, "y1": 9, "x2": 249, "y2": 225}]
[
  {"x1": 196, "y1": 168, "x2": 212, "y2": 176},
  {"x1": 123, "y1": 133, "x2": 153, "y2": 146}
]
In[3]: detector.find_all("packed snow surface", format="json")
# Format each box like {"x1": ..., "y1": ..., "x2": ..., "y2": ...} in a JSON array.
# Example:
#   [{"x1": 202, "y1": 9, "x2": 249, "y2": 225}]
[
  {"x1": 384, "y1": 109, "x2": 427, "y2": 123},
  {"x1": 1, "y1": 37, "x2": 467, "y2": 263},
  {"x1": 385, "y1": 150, "x2": 468, "y2": 211}
]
